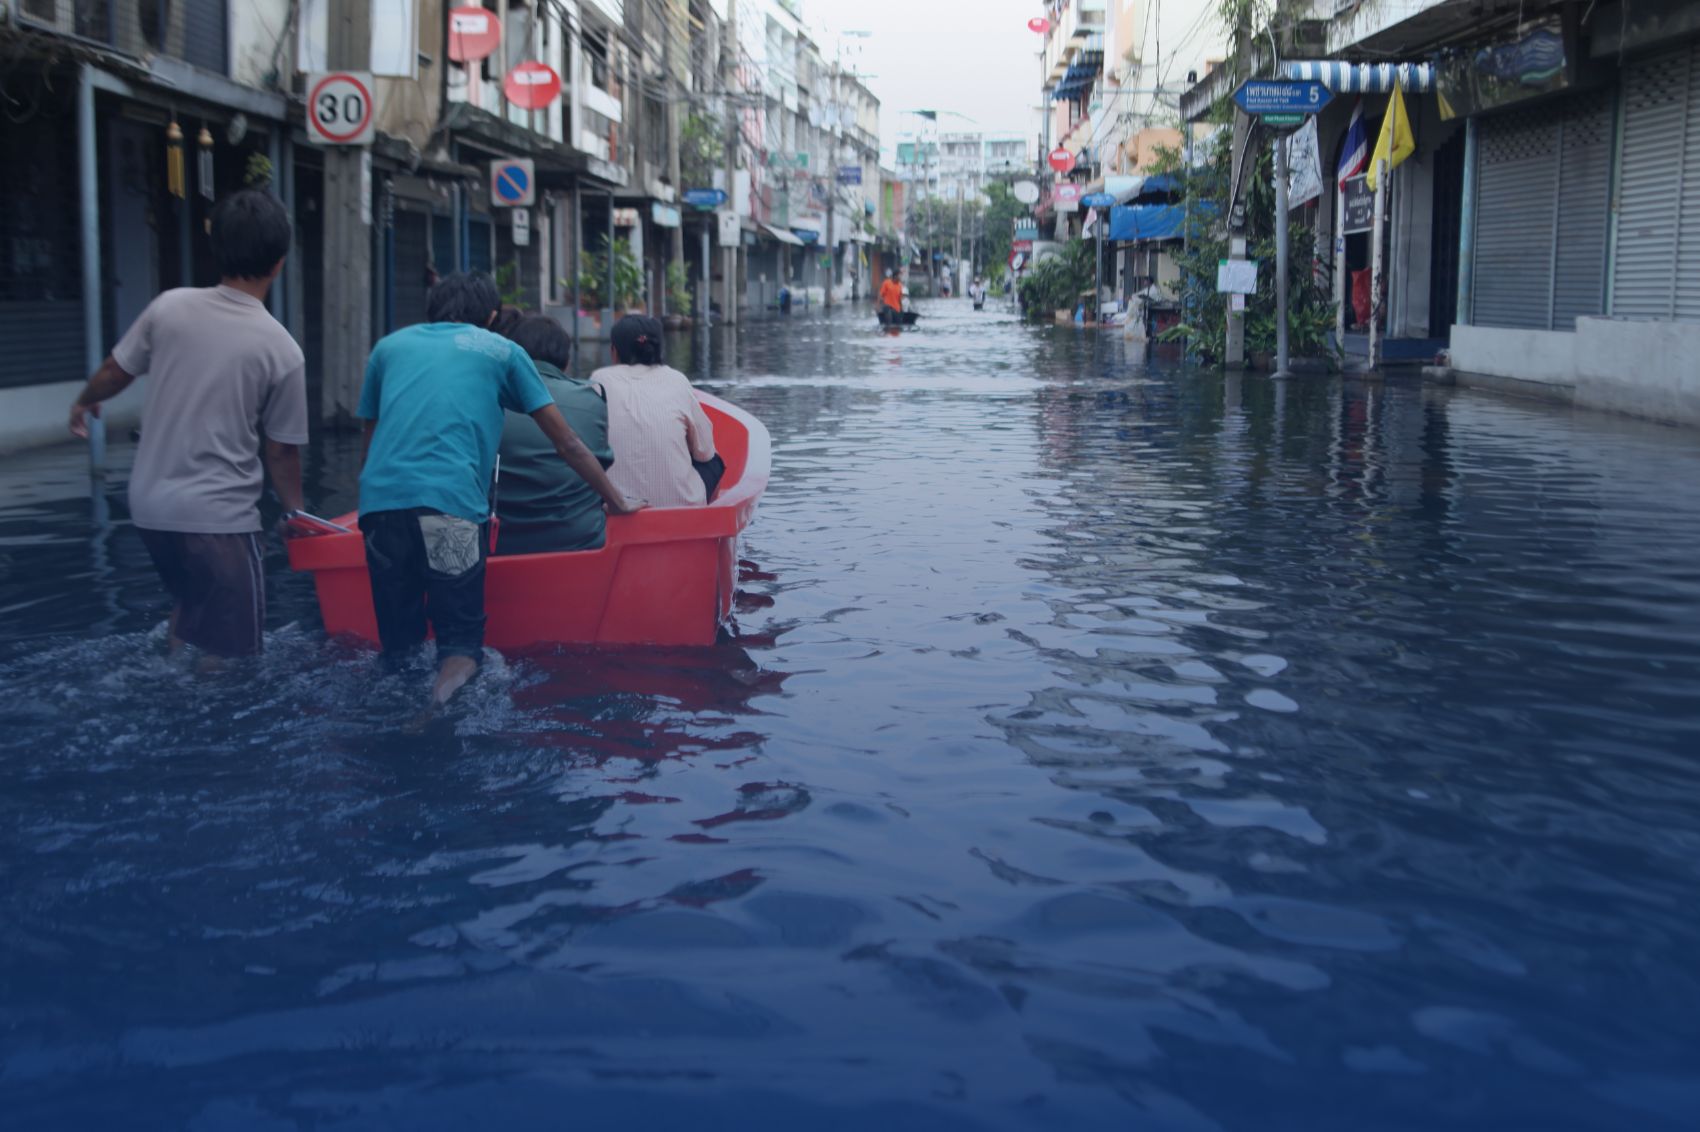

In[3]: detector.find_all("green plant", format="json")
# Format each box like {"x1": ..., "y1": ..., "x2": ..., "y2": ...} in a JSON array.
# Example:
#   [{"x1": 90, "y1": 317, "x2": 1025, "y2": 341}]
[
  {"x1": 1160, "y1": 115, "x2": 1340, "y2": 367},
  {"x1": 570, "y1": 237, "x2": 644, "y2": 310},
  {"x1": 1018, "y1": 238, "x2": 1096, "y2": 321},
  {"x1": 492, "y1": 261, "x2": 528, "y2": 307},
  {"x1": 665, "y1": 260, "x2": 692, "y2": 315},
  {"x1": 680, "y1": 113, "x2": 726, "y2": 188},
  {"x1": 244, "y1": 153, "x2": 274, "y2": 188}
]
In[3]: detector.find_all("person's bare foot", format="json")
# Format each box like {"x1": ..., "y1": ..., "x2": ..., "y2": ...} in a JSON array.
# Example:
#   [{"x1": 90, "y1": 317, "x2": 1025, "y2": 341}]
[{"x1": 431, "y1": 655, "x2": 479, "y2": 707}]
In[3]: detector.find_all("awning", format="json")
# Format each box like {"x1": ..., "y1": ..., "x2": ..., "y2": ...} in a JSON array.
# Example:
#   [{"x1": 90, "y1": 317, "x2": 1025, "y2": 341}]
[
  {"x1": 1109, "y1": 203, "x2": 1185, "y2": 243},
  {"x1": 762, "y1": 224, "x2": 804, "y2": 246},
  {"x1": 1053, "y1": 48, "x2": 1104, "y2": 100},
  {"x1": 1280, "y1": 61, "x2": 1434, "y2": 93}
]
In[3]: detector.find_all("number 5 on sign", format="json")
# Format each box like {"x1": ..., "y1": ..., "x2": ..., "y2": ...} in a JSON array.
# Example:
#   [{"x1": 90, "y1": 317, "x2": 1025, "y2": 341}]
[{"x1": 306, "y1": 72, "x2": 376, "y2": 146}]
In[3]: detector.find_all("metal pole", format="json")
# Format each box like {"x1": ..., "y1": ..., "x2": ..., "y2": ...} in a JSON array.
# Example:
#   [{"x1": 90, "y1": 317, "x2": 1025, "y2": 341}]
[
  {"x1": 1456, "y1": 117, "x2": 1478, "y2": 328},
  {"x1": 1094, "y1": 208, "x2": 1103, "y2": 325},
  {"x1": 78, "y1": 64, "x2": 105, "y2": 474},
  {"x1": 571, "y1": 181, "x2": 581, "y2": 364},
  {"x1": 1335, "y1": 175, "x2": 1348, "y2": 348},
  {"x1": 700, "y1": 222, "x2": 711, "y2": 327},
  {"x1": 1370, "y1": 158, "x2": 1387, "y2": 369},
  {"x1": 606, "y1": 189, "x2": 616, "y2": 321},
  {"x1": 1273, "y1": 132, "x2": 1292, "y2": 379}
]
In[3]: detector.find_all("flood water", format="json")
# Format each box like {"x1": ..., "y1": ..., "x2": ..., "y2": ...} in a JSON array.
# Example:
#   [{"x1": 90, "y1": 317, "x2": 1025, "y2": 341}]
[{"x1": 3, "y1": 301, "x2": 1699, "y2": 1130}]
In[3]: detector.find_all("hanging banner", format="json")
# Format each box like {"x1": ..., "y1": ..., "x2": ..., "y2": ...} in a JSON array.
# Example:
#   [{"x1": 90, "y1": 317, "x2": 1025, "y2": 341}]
[{"x1": 1281, "y1": 117, "x2": 1323, "y2": 210}]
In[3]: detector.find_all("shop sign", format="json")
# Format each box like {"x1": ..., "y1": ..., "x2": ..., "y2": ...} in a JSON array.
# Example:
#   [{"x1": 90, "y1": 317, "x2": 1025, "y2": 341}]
[
  {"x1": 652, "y1": 202, "x2": 682, "y2": 228},
  {"x1": 1342, "y1": 174, "x2": 1374, "y2": 234}
]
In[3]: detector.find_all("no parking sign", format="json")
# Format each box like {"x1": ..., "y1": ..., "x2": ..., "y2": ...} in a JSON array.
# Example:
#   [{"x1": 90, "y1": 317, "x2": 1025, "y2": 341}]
[{"x1": 489, "y1": 158, "x2": 535, "y2": 208}]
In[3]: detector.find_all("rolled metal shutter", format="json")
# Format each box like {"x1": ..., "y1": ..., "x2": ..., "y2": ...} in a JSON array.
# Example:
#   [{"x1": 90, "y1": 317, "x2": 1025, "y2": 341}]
[
  {"x1": 1552, "y1": 91, "x2": 1614, "y2": 327},
  {"x1": 1472, "y1": 107, "x2": 1558, "y2": 329},
  {"x1": 1612, "y1": 42, "x2": 1699, "y2": 321},
  {"x1": 393, "y1": 209, "x2": 431, "y2": 329}
]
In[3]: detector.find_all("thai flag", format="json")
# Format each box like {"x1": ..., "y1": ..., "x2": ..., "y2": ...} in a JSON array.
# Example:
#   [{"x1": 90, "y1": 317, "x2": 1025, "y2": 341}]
[{"x1": 1337, "y1": 99, "x2": 1368, "y2": 188}]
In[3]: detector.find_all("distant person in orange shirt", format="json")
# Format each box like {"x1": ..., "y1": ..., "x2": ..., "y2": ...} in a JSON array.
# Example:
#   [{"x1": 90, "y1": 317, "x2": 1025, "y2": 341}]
[{"x1": 878, "y1": 271, "x2": 904, "y2": 327}]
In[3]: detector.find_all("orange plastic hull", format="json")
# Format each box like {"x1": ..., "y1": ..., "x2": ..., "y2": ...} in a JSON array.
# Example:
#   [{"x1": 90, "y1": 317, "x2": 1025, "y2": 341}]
[{"x1": 287, "y1": 393, "x2": 770, "y2": 650}]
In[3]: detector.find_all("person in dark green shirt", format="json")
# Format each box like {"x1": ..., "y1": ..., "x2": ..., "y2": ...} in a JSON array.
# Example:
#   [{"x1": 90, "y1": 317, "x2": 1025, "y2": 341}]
[{"x1": 495, "y1": 315, "x2": 615, "y2": 555}]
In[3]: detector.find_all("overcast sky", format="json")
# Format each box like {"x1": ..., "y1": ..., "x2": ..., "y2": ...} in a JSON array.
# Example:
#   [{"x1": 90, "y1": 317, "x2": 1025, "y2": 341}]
[{"x1": 808, "y1": 0, "x2": 1050, "y2": 159}]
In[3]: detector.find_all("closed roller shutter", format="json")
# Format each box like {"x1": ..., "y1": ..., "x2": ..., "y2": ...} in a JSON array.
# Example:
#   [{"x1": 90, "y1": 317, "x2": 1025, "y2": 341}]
[
  {"x1": 1613, "y1": 41, "x2": 1700, "y2": 321},
  {"x1": 180, "y1": 0, "x2": 229, "y2": 74},
  {"x1": 1472, "y1": 91, "x2": 1614, "y2": 330},
  {"x1": 0, "y1": 85, "x2": 84, "y2": 391},
  {"x1": 1473, "y1": 108, "x2": 1558, "y2": 329},
  {"x1": 393, "y1": 209, "x2": 431, "y2": 329}
]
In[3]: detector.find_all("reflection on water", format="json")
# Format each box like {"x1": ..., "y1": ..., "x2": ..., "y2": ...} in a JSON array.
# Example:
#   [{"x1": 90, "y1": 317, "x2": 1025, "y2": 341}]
[{"x1": 2, "y1": 301, "x2": 1699, "y2": 1129}]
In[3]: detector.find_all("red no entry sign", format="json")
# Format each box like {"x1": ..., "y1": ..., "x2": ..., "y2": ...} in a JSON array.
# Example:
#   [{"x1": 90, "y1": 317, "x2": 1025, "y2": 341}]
[
  {"x1": 1048, "y1": 147, "x2": 1075, "y2": 173},
  {"x1": 504, "y1": 61, "x2": 562, "y2": 110},
  {"x1": 306, "y1": 72, "x2": 374, "y2": 146},
  {"x1": 1027, "y1": 17, "x2": 1050, "y2": 34},
  {"x1": 448, "y1": 6, "x2": 501, "y2": 63}
]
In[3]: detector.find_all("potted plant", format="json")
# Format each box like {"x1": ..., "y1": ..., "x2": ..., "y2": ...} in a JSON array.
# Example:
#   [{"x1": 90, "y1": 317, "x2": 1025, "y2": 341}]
[{"x1": 664, "y1": 261, "x2": 693, "y2": 329}]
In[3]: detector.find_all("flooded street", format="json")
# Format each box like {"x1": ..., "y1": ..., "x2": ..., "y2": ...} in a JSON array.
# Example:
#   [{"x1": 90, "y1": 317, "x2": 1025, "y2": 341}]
[{"x1": 3, "y1": 300, "x2": 1699, "y2": 1130}]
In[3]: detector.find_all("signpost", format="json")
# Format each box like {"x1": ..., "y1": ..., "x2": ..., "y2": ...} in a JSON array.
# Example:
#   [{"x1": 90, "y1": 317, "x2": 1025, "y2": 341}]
[
  {"x1": 1083, "y1": 193, "x2": 1115, "y2": 323},
  {"x1": 306, "y1": 72, "x2": 375, "y2": 146},
  {"x1": 511, "y1": 207, "x2": 531, "y2": 247},
  {"x1": 489, "y1": 158, "x2": 535, "y2": 207},
  {"x1": 682, "y1": 188, "x2": 726, "y2": 209},
  {"x1": 1231, "y1": 78, "x2": 1334, "y2": 379},
  {"x1": 1232, "y1": 79, "x2": 1333, "y2": 123},
  {"x1": 504, "y1": 62, "x2": 561, "y2": 110}
]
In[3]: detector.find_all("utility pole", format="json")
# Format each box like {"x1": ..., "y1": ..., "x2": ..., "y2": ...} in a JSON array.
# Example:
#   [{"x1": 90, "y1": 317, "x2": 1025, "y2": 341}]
[
  {"x1": 665, "y1": 2, "x2": 684, "y2": 303},
  {"x1": 721, "y1": 0, "x2": 739, "y2": 323},
  {"x1": 322, "y1": 2, "x2": 372, "y2": 426},
  {"x1": 1224, "y1": 8, "x2": 1252, "y2": 370},
  {"x1": 1272, "y1": 131, "x2": 1292, "y2": 379}
]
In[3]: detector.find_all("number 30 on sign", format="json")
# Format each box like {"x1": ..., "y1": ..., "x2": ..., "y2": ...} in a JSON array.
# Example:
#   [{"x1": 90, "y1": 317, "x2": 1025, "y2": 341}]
[{"x1": 307, "y1": 72, "x2": 376, "y2": 146}]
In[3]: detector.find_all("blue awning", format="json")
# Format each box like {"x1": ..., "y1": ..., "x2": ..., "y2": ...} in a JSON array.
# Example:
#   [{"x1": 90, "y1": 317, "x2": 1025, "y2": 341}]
[
  {"x1": 1108, "y1": 203, "x2": 1185, "y2": 243},
  {"x1": 1280, "y1": 61, "x2": 1434, "y2": 93},
  {"x1": 1051, "y1": 48, "x2": 1105, "y2": 100}
]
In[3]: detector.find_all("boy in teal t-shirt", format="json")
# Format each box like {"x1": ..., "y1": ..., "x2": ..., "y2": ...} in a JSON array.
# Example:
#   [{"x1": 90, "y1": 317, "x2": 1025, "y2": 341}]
[{"x1": 356, "y1": 272, "x2": 642, "y2": 709}]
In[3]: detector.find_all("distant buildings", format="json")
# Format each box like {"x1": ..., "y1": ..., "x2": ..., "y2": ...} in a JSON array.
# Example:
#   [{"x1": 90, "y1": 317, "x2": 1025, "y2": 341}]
[{"x1": 0, "y1": 0, "x2": 903, "y2": 450}]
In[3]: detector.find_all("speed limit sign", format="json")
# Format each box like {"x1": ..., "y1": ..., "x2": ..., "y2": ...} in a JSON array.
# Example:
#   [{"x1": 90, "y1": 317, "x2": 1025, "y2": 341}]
[{"x1": 306, "y1": 72, "x2": 375, "y2": 146}]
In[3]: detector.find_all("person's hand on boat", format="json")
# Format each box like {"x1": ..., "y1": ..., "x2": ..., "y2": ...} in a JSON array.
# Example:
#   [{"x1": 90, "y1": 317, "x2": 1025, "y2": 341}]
[{"x1": 607, "y1": 494, "x2": 648, "y2": 516}]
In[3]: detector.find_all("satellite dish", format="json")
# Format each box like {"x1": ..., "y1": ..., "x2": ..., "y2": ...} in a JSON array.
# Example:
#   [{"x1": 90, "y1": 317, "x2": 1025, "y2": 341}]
[{"x1": 1013, "y1": 180, "x2": 1040, "y2": 204}]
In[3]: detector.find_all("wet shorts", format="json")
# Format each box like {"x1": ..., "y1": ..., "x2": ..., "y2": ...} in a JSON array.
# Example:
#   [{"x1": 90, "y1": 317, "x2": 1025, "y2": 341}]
[
  {"x1": 137, "y1": 528, "x2": 265, "y2": 658},
  {"x1": 359, "y1": 509, "x2": 490, "y2": 662}
]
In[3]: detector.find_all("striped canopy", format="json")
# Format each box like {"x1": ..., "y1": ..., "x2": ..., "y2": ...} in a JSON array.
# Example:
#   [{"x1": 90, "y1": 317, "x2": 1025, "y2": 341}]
[{"x1": 1280, "y1": 61, "x2": 1434, "y2": 93}]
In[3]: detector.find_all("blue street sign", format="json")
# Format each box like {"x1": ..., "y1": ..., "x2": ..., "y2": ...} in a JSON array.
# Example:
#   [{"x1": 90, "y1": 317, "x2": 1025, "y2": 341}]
[
  {"x1": 490, "y1": 159, "x2": 534, "y2": 207},
  {"x1": 682, "y1": 188, "x2": 727, "y2": 209},
  {"x1": 837, "y1": 164, "x2": 863, "y2": 185},
  {"x1": 1232, "y1": 79, "x2": 1333, "y2": 116},
  {"x1": 1081, "y1": 192, "x2": 1116, "y2": 208}
]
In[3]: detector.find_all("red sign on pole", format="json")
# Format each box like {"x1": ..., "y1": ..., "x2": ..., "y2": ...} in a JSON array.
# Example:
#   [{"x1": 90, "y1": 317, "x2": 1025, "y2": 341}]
[
  {"x1": 1048, "y1": 147, "x2": 1075, "y2": 173},
  {"x1": 448, "y1": 6, "x2": 501, "y2": 63},
  {"x1": 1027, "y1": 17, "x2": 1050, "y2": 34},
  {"x1": 504, "y1": 62, "x2": 562, "y2": 110}
]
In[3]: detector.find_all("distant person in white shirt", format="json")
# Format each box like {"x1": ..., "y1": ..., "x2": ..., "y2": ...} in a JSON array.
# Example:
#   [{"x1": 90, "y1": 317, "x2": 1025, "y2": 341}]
[
  {"x1": 68, "y1": 190, "x2": 306, "y2": 664},
  {"x1": 594, "y1": 315, "x2": 717, "y2": 508}
]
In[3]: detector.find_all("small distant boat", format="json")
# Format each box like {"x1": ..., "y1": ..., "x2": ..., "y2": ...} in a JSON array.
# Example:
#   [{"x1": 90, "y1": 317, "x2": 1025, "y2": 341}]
[
  {"x1": 288, "y1": 393, "x2": 771, "y2": 649},
  {"x1": 877, "y1": 308, "x2": 920, "y2": 328}
]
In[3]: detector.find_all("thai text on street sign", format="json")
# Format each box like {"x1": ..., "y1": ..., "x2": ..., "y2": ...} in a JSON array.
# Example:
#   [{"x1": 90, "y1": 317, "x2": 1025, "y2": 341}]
[
  {"x1": 837, "y1": 164, "x2": 862, "y2": 185},
  {"x1": 511, "y1": 207, "x2": 531, "y2": 247},
  {"x1": 505, "y1": 62, "x2": 561, "y2": 110},
  {"x1": 448, "y1": 7, "x2": 501, "y2": 62},
  {"x1": 683, "y1": 188, "x2": 727, "y2": 209},
  {"x1": 1262, "y1": 113, "x2": 1305, "y2": 128},
  {"x1": 489, "y1": 158, "x2": 535, "y2": 207},
  {"x1": 1217, "y1": 258, "x2": 1258, "y2": 294},
  {"x1": 1081, "y1": 192, "x2": 1116, "y2": 208},
  {"x1": 1342, "y1": 175, "x2": 1374, "y2": 234},
  {"x1": 306, "y1": 72, "x2": 375, "y2": 146},
  {"x1": 1232, "y1": 79, "x2": 1333, "y2": 117}
]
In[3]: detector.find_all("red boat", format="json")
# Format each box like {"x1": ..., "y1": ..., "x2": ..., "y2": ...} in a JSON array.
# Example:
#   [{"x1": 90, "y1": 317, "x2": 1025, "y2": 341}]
[{"x1": 287, "y1": 392, "x2": 770, "y2": 650}]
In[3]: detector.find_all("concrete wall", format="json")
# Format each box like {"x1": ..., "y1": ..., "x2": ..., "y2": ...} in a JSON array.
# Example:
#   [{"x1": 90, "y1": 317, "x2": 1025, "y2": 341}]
[
  {"x1": 0, "y1": 381, "x2": 147, "y2": 457},
  {"x1": 1448, "y1": 319, "x2": 1700, "y2": 426}
]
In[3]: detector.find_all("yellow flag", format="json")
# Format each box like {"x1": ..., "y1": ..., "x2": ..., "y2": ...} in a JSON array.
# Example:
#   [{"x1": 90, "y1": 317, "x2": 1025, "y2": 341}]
[{"x1": 1366, "y1": 83, "x2": 1414, "y2": 191}]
